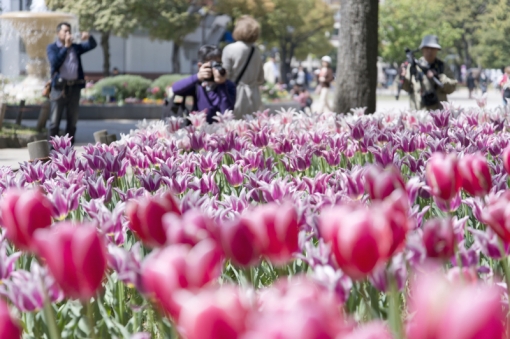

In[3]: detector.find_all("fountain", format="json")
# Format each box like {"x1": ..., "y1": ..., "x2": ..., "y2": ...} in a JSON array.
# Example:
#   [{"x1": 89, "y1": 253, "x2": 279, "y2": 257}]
[{"x1": 0, "y1": 0, "x2": 77, "y2": 102}]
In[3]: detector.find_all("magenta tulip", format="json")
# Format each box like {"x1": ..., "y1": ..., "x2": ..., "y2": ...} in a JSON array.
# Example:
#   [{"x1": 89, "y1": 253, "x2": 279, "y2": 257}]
[
  {"x1": 33, "y1": 222, "x2": 107, "y2": 300},
  {"x1": 364, "y1": 165, "x2": 406, "y2": 201},
  {"x1": 0, "y1": 299, "x2": 21, "y2": 339},
  {"x1": 319, "y1": 204, "x2": 392, "y2": 280},
  {"x1": 220, "y1": 219, "x2": 260, "y2": 267},
  {"x1": 482, "y1": 191, "x2": 510, "y2": 244},
  {"x1": 165, "y1": 209, "x2": 218, "y2": 247},
  {"x1": 458, "y1": 153, "x2": 492, "y2": 197},
  {"x1": 422, "y1": 218, "x2": 455, "y2": 259},
  {"x1": 243, "y1": 203, "x2": 299, "y2": 265},
  {"x1": 126, "y1": 192, "x2": 181, "y2": 247},
  {"x1": 425, "y1": 153, "x2": 461, "y2": 201},
  {"x1": 0, "y1": 188, "x2": 53, "y2": 251},
  {"x1": 381, "y1": 190, "x2": 412, "y2": 257},
  {"x1": 502, "y1": 145, "x2": 510, "y2": 175}
]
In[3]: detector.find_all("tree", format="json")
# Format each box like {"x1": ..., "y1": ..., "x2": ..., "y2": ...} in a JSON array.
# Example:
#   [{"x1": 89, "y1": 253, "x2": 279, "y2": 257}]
[
  {"x1": 472, "y1": 0, "x2": 510, "y2": 69},
  {"x1": 134, "y1": 0, "x2": 200, "y2": 74},
  {"x1": 46, "y1": 0, "x2": 140, "y2": 76},
  {"x1": 334, "y1": 0, "x2": 378, "y2": 114},
  {"x1": 379, "y1": 0, "x2": 463, "y2": 64},
  {"x1": 379, "y1": 0, "x2": 488, "y2": 69},
  {"x1": 215, "y1": 0, "x2": 274, "y2": 21},
  {"x1": 217, "y1": 0, "x2": 334, "y2": 83}
]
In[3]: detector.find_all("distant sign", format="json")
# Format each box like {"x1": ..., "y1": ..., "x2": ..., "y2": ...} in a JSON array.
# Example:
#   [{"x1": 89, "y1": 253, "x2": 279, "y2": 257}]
[{"x1": 102, "y1": 86, "x2": 116, "y2": 97}]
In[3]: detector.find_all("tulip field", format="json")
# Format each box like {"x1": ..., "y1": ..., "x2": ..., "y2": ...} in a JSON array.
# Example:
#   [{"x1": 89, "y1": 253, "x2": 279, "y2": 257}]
[{"x1": 1, "y1": 103, "x2": 510, "y2": 338}]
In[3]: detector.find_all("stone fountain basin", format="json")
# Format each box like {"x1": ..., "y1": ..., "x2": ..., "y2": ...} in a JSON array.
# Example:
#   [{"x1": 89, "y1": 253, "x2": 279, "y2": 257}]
[{"x1": 0, "y1": 12, "x2": 75, "y2": 59}]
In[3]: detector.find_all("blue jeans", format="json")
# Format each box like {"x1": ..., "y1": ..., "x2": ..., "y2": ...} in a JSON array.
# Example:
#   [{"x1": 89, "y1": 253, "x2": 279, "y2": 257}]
[{"x1": 48, "y1": 85, "x2": 81, "y2": 144}]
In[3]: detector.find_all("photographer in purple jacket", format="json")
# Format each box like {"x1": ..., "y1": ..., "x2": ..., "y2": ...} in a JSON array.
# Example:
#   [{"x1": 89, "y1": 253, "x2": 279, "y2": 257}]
[{"x1": 172, "y1": 45, "x2": 236, "y2": 124}]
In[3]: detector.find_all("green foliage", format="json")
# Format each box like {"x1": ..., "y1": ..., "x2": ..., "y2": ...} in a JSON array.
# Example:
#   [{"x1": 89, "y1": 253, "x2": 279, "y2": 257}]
[
  {"x1": 134, "y1": 0, "x2": 200, "y2": 43},
  {"x1": 379, "y1": 0, "x2": 464, "y2": 63},
  {"x1": 45, "y1": 0, "x2": 139, "y2": 37},
  {"x1": 473, "y1": 0, "x2": 510, "y2": 69},
  {"x1": 150, "y1": 75, "x2": 188, "y2": 99},
  {"x1": 92, "y1": 75, "x2": 152, "y2": 100}
]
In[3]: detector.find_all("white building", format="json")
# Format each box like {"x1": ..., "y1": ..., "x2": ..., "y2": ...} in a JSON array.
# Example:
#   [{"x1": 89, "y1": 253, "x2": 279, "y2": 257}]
[{"x1": 1, "y1": 0, "x2": 230, "y2": 79}]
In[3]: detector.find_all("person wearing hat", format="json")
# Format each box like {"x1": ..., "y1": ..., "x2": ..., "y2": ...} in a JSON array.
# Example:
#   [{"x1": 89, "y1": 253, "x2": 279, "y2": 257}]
[
  {"x1": 316, "y1": 55, "x2": 334, "y2": 113},
  {"x1": 402, "y1": 35, "x2": 457, "y2": 110}
]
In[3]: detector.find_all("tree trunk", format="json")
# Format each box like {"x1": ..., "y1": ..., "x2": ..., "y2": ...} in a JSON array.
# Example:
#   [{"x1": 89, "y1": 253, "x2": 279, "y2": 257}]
[
  {"x1": 172, "y1": 42, "x2": 181, "y2": 74},
  {"x1": 100, "y1": 31, "x2": 110, "y2": 77},
  {"x1": 335, "y1": 0, "x2": 378, "y2": 114}
]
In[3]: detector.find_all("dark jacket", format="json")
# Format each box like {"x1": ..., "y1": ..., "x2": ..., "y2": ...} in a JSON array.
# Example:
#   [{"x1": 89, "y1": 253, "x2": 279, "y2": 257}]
[
  {"x1": 47, "y1": 36, "x2": 97, "y2": 89},
  {"x1": 172, "y1": 74, "x2": 236, "y2": 124}
]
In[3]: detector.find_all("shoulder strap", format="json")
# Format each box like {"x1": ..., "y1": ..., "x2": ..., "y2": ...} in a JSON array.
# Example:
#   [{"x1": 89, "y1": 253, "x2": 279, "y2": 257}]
[{"x1": 235, "y1": 46, "x2": 255, "y2": 85}]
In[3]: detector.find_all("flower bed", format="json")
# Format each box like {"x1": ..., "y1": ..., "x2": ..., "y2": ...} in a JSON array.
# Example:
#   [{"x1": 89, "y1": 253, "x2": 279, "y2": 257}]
[{"x1": 0, "y1": 104, "x2": 509, "y2": 338}]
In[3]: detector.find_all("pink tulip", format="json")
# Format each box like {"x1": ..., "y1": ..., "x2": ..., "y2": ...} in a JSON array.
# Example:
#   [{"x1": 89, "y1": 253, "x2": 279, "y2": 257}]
[
  {"x1": 422, "y1": 218, "x2": 455, "y2": 259},
  {"x1": 482, "y1": 191, "x2": 510, "y2": 243},
  {"x1": 502, "y1": 145, "x2": 510, "y2": 175},
  {"x1": 243, "y1": 203, "x2": 299, "y2": 265},
  {"x1": 0, "y1": 299, "x2": 21, "y2": 339},
  {"x1": 0, "y1": 188, "x2": 53, "y2": 251},
  {"x1": 126, "y1": 192, "x2": 181, "y2": 247},
  {"x1": 178, "y1": 286, "x2": 250, "y2": 339},
  {"x1": 319, "y1": 204, "x2": 392, "y2": 280},
  {"x1": 33, "y1": 222, "x2": 107, "y2": 300},
  {"x1": 220, "y1": 219, "x2": 260, "y2": 267},
  {"x1": 141, "y1": 240, "x2": 223, "y2": 318},
  {"x1": 342, "y1": 322, "x2": 392, "y2": 339},
  {"x1": 407, "y1": 273, "x2": 505, "y2": 339},
  {"x1": 381, "y1": 190, "x2": 412, "y2": 257},
  {"x1": 425, "y1": 153, "x2": 461, "y2": 201},
  {"x1": 458, "y1": 154, "x2": 492, "y2": 197},
  {"x1": 165, "y1": 208, "x2": 218, "y2": 247},
  {"x1": 364, "y1": 165, "x2": 405, "y2": 201},
  {"x1": 446, "y1": 267, "x2": 478, "y2": 285},
  {"x1": 244, "y1": 277, "x2": 351, "y2": 339}
]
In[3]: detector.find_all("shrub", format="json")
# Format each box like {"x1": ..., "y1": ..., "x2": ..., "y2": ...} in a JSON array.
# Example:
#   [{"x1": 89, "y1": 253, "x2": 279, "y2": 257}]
[
  {"x1": 91, "y1": 75, "x2": 152, "y2": 101},
  {"x1": 149, "y1": 74, "x2": 188, "y2": 99}
]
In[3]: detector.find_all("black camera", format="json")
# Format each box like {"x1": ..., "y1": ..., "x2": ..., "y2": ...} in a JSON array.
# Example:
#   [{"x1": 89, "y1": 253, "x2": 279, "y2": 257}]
[{"x1": 207, "y1": 61, "x2": 226, "y2": 81}]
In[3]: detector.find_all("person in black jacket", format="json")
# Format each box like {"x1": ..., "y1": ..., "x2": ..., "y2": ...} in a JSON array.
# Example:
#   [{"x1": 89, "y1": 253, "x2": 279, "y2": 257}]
[{"x1": 47, "y1": 22, "x2": 97, "y2": 144}]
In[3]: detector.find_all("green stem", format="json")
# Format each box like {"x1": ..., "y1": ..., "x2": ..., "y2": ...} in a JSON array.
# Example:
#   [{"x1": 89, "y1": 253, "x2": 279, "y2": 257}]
[
  {"x1": 501, "y1": 259, "x2": 510, "y2": 311},
  {"x1": 388, "y1": 276, "x2": 403, "y2": 339},
  {"x1": 83, "y1": 300, "x2": 98, "y2": 339},
  {"x1": 40, "y1": 275, "x2": 61, "y2": 339},
  {"x1": 147, "y1": 305, "x2": 155, "y2": 337},
  {"x1": 118, "y1": 281, "x2": 125, "y2": 324}
]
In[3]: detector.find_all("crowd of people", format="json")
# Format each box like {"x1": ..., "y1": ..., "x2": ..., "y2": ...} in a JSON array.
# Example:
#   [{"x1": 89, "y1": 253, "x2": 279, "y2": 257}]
[{"x1": 50, "y1": 14, "x2": 510, "y2": 141}]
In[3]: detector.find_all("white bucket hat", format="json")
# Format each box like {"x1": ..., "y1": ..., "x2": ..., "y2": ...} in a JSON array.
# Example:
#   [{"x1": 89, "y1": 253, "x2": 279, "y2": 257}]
[{"x1": 321, "y1": 56, "x2": 332, "y2": 64}]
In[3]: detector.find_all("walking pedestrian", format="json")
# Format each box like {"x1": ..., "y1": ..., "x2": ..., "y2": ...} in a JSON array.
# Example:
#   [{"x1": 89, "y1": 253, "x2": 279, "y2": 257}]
[
  {"x1": 47, "y1": 22, "x2": 97, "y2": 145},
  {"x1": 467, "y1": 71, "x2": 476, "y2": 99},
  {"x1": 222, "y1": 15, "x2": 265, "y2": 118},
  {"x1": 316, "y1": 56, "x2": 334, "y2": 113}
]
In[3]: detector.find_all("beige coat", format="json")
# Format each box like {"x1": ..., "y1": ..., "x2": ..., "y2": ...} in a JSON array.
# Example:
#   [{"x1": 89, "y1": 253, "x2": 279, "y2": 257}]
[
  {"x1": 402, "y1": 57, "x2": 457, "y2": 110},
  {"x1": 222, "y1": 41, "x2": 265, "y2": 118}
]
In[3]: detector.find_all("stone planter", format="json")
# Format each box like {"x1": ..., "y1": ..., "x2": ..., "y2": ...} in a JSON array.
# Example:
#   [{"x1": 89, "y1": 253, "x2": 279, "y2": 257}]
[{"x1": 0, "y1": 131, "x2": 47, "y2": 148}]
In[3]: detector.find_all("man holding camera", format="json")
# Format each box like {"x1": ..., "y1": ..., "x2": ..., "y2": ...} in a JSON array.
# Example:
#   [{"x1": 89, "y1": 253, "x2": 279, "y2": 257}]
[
  {"x1": 47, "y1": 22, "x2": 97, "y2": 145},
  {"x1": 172, "y1": 45, "x2": 236, "y2": 124},
  {"x1": 402, "y1": 35, "x2": 457, "y2": 110}
]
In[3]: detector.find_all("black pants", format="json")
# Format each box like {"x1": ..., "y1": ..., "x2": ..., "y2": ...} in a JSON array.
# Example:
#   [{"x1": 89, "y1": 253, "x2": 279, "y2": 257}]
[{"x1": 48, "y1": 85, "x2": 81, "y2": 144}]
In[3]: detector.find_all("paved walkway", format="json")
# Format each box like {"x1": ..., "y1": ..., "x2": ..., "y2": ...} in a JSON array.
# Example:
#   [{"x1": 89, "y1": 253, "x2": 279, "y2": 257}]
[{"x1": 0, "y1": 87, "x2": 505, "y2": 170}]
